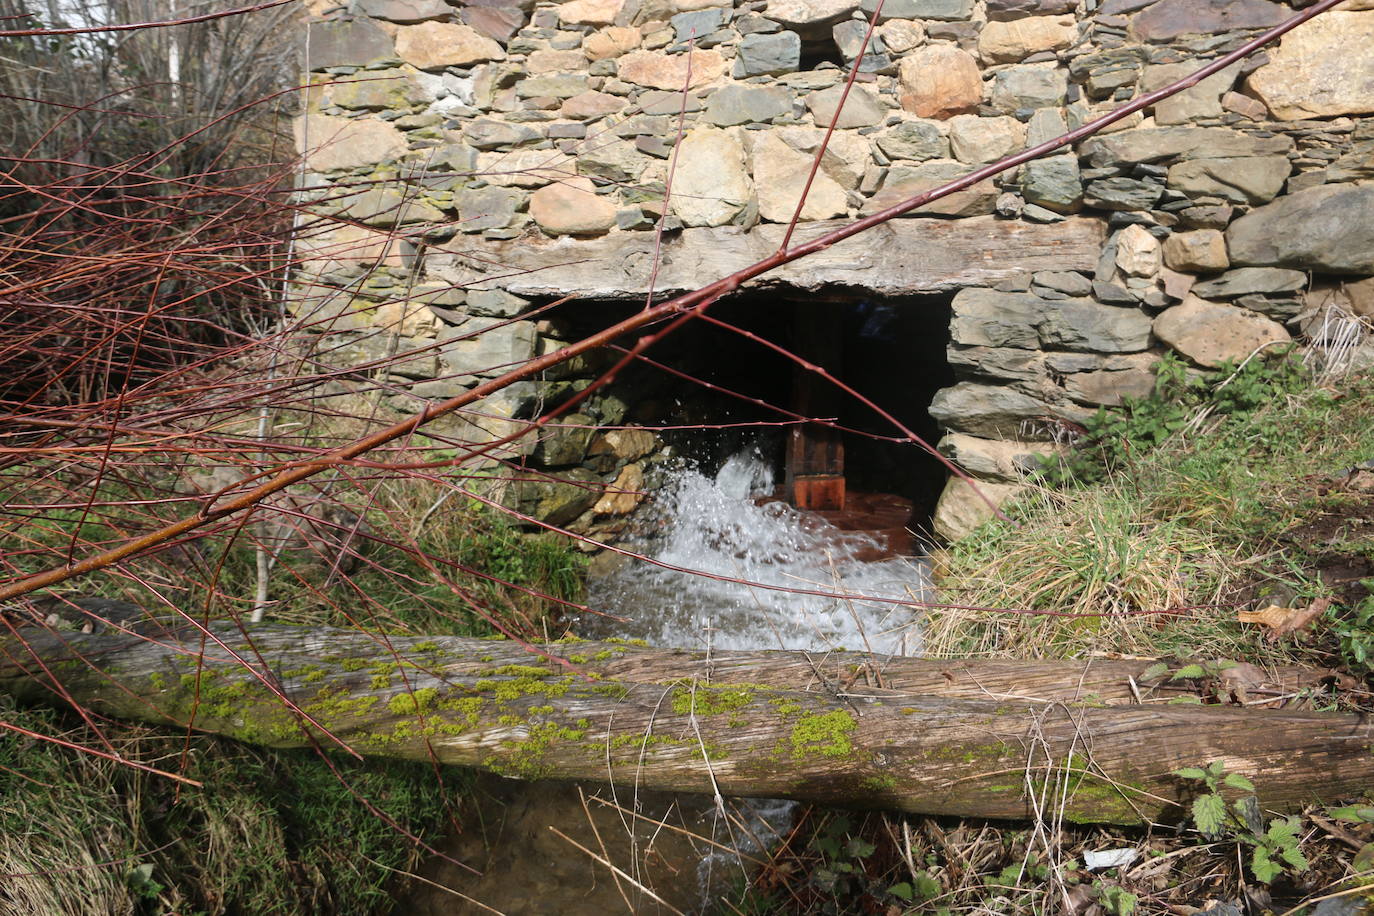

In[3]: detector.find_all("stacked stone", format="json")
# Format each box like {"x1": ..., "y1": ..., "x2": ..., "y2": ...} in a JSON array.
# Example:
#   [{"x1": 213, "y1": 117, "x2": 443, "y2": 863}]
[{"x1": 293, "y1": 0, "x2": 1374, "y2": 539}]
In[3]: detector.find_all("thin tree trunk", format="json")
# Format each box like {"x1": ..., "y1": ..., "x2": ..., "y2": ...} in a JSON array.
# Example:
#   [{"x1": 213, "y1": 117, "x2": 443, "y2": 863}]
[{"x1": 1, "y1": 624, "x2": 1364, "y2": 824}]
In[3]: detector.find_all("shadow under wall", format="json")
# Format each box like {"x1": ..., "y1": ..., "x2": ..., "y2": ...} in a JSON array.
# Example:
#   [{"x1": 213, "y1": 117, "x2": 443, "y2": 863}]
[{"x1": 539, "y1": 290, "x2": 954, "y2": 527}]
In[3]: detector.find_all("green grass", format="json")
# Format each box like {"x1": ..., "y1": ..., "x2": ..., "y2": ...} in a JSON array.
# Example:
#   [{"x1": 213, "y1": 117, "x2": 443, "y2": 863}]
[
  {"x1": 0, "y1": 699, "x2": 464, "y2": 916},
  {"x1": 929, "y1": 360, "x2": 1374, "y2": 663}
]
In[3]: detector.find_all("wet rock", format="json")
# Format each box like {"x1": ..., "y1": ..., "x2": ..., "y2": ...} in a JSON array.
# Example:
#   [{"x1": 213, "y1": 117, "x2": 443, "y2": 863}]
[
  {"x1": 805, "y1": 84, "x2": 886, "y2": 128},
  {"x1": 1227, "y1": 183, "x2": 1374, "y2": 274},
  {"x1": 948, "y1": 115, "x2": 1025, "y2": 165},
  {"x1": 593, "y1": 463, "x2": 646, "y2": 515},
  {"x1": 558, "y1": 0, "x2": 624, "y2": 26},
  {"x1": 668, "y1": 128, "x2": 753, "y2": 227},
  {"x1": 514, "y1": 468, "x2": 602, "y2": 526},
  {"x1": 307, "y1": 19, "x2": 395, "y2": 70},
  {"x1": 1246, "y1": 11, "x2": 1374, "y2": 120},
  {"x1": 898, "y1": 45, "x2": 983, "y2": 119},
  {"x1": 704, "y1": 83, "x2": 794, "y2": 125},
  {"x1": 1040, "y1": 298, "x2": 1154, "y2": 352},
  {"x1": 1191, "y1": 266, "x2": 1306, "y2": 298},
  {"x1": 1166, "y1": 156, "x2": 1289, "y2": 205},
  {"x1": 1114, "y1": 224, "x2": 1161, "y2": 277},
  {"x1": 1153, "y1": 295, "x2": 1290, "y2": 367},
  {"x1": 733, "y1": 30, "x2": 802, "y2": 76},
  {"x1": 989, "y1": 65, "x2": 1068, "y2": 113},
  {"x1": 1162, "y1": 228, "x2": 1228, "y2": 272},
  {"x1": 1083, "y1": 176, "x2": 1163, "y2": 211},
  {"x1": 532, "y1": 414, "x2": 597, "y2": 466},
  {"x1": 1021, "y1": 154, "x2": 1083, "y2": 213},
  {"x1": 617, "y1": 49, "x2": 727, "y2": 89},
  {"x1": 395, "y1": 22, "x2": 505, "y2": 69},
  {"x1": 530, "y1": 176, "x2": 618, "y2": 236},
  {"x1": 932, "y1": 477, "x2": 1024, "y2": 541},
  {"x1": 1129, "y1": 0, "x2": 1289, "y2": 43},
  {"x1": 977, "y1": 15, "x2": 1077, "y2": 64},
  {"x1": 876, "y1": 119, "x2": 949, "y2": 161}
]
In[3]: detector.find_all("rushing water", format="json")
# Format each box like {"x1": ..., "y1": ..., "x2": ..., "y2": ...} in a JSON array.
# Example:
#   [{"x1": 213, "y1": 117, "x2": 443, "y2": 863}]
[{"x1": 586, "y1": 449, "x2": 928, "y2": 656}]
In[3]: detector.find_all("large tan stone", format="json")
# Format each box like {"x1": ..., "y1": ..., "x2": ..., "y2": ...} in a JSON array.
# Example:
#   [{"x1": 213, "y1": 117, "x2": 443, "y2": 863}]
[
  {"x1": 395, "y1": 22, "x2": 505, "y2": 70},
  {"x1": 977, "y1": 15, "x2": 1076, "y2": 64},
  {"x1": 1115, "y1": 224, "x2": 1161, "y2": 278},
  {"x1": 1245, "y1": 11, "x2": 1374, "y2": 120},
  {"x1": 1153, "y1": 295, "x2": 1291, "y2": 368},
  {"x1": 668, "y1": 128, "x2": 752, "y2": 227},
  {"x1": 584, "y1": 25, "x2": 641, "y2": 60},
  {"x1": 931, "y1": 477, "x2": 1024, "y2": 542},
  {"x1": 947, "y1": 114, "x2": 1025, "y2": 165},
  {"x1": 898, "y1": 45, "x2": 983, "y2": 119},
  {"x1": 617, "y1": 49, "x2": 727, "y2": 90},
  {"x1": 528, "y1": 49, "x2": 588, "y2": 73},
  {"x1": 938, "y1": 433, "x2": 1058, "y2": 483},
  {"x1": 295, "y1": 225, "x2": 416, "y2": 275},
  {"x1": 294, "y1": 114, "x2": 407, "y2": 171},
  {"x1": 560, "y1": 91, "x2": 627, "y2": 119},
  {"x1": 1162, "y1": 229, "x2": 1228, "y2": 272},
  {"x1": 558, "y1": 0, "x2": 625, "y2": 25},
  {"x1": 751, "y1": 132, "x2": 847, "y2": 223},
  {"x1": 529, "y1": 176, "x2": 617, "y2": 236},
  {"x1": 593, "y1": 463, "x2": 646, "y2": 516}
]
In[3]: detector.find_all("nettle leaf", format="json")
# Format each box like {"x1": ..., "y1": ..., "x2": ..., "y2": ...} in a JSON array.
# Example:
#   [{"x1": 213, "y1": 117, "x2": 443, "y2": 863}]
[
  {"x1": 1223, "y1": 773, "x2": 1256, "y2": 792},
  {"x1": 1280, "y1": 844, "x2": 1310, "y2": 872},
  {"x1": 1174, "y1": 767, "x2": 1209, "y2": 780},
  {"x1": 888, "y1": 882, "x2": 913, "y2": 902},
  {"x1": 1267, "y1": 817, "x2": 1301, "y2": 845},
  {"x1": 1140, "y1": 663, "x2": 1170, "y2": 681},
  {"x1": 1192, "y1": 793, "x2": 1228, "y2": 838},
  {"x1": 1251, "y1": 847, "x2": 1282, "y2": 883},
  {"x1": 1170, "y1": 664, "x2": 1208, "y2": 680}
]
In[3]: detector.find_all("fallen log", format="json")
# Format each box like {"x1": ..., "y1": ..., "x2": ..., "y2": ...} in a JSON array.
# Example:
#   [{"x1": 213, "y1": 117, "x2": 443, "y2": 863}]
[{"x1": 0, "y1": 624, "x2": 1367, "y2": 824}]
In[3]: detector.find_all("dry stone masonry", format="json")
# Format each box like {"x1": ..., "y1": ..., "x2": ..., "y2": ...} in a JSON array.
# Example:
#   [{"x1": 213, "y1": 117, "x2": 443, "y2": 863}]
[{"x1": 295, "y1": 0, "x2": 1374, "y2": 542}]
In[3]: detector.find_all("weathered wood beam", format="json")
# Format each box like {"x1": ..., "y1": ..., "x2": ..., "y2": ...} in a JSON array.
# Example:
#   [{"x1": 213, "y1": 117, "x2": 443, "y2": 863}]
[{"x1": 0, "y1": 624, "x2": 1363, "y2": 824}]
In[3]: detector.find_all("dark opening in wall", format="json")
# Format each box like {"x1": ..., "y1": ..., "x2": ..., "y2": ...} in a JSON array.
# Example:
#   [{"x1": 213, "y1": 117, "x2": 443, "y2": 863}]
[
  {"x1": 797, "y1": 39, "x2": 846, "y2": 72},
  {"x1": 538, "y1": 290, "x2": 954, "y2": 528}
]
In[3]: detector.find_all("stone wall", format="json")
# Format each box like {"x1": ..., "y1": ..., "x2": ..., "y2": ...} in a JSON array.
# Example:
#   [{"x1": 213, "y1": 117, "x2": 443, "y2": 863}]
[{"x1": 294, "y1": 0, "x2": 1374, "y2": 540}]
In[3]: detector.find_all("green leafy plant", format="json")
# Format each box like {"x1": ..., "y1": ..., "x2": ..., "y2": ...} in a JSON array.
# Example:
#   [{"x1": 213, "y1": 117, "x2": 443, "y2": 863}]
[
  {"x1": 1174, "y1": 761, "x2": 1309, "y2": 883},
  {"x1": 1328, "y1": 584, "x2": 1374, "y2": 675},
  {"x1": 1043, "y1": 349, "x2": 1307, "y2": 486}
]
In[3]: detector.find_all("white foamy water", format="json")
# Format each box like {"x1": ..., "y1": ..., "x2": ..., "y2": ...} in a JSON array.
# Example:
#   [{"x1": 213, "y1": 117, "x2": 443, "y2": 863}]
[{"x1": 586, "y1": 450, "x2": 928, "y2": 655}]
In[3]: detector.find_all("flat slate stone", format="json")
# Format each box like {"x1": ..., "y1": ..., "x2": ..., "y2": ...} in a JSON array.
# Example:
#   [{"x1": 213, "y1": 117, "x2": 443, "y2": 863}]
[
  {"x1": 1129, "y1": 0, "x2": 1288, "y2": 42},
  {"x1": 1227, "y1": 183, "x2": 1374, "y2": 275},
  {"x1": 1191, "y1": 267, "x2": 1306, "y2": 299}
]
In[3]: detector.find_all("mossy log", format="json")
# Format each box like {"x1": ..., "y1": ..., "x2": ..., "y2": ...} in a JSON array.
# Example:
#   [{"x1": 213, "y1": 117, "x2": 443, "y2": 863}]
[{"x1": 1, "y1": 624, "x2": 1367, "y2": 824}]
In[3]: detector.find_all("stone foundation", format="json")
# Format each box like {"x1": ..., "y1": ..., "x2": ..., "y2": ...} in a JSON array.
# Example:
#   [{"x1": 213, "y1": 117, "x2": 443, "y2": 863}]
[{"x1": 294, "y1": 0, "x2": 1374, "y2": 541}]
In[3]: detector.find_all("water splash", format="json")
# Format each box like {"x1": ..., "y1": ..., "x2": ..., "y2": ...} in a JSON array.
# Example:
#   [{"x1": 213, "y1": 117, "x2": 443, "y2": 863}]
[{"x1": 586, "y1": 449, "x2": 927, "y2": 655}]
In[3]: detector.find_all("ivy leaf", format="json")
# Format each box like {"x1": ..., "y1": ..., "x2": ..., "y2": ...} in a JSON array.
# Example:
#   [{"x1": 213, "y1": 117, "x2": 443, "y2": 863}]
[
  {"x1": 1223, "y1": 773, "x2": 1256, "y2": 792},
  {"x1": 1192, "y1": 793, "x2": 1228, "y2": 838}
]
